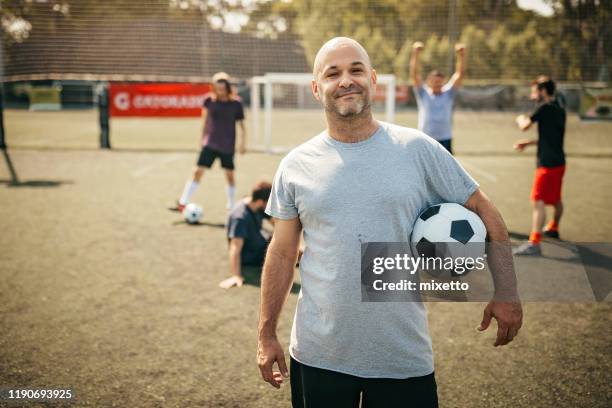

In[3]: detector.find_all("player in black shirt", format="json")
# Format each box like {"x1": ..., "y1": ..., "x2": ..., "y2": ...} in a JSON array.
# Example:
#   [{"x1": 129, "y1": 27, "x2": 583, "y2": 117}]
[{"x1": 513, "y1": 77, "x2": 566, "y2": 255}]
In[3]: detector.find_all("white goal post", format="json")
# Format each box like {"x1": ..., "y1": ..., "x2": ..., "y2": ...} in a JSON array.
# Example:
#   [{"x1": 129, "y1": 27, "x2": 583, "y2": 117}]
[{"x1": 250, "y1": 72, "x2": 396, "y2": 153}]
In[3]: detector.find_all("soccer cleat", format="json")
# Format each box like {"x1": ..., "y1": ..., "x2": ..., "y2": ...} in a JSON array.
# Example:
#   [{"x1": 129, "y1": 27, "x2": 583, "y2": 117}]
[
  {"x1": 168, "y1": 201, "x2": 186, "y2": 213},
  {"x1": 513, "y1": 242, "x2": 542, "y2": 256},
  {"x1": 543, "y1": 229, "x2": 560, "y2": 239}
]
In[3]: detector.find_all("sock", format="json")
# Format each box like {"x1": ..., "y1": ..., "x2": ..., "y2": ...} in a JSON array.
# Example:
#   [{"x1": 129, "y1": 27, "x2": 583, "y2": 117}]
[
  {"x1": 179, "y1": 180, "x2": 199, "y2": 205},
  {"x1": 226, "y1": 185, "x2": 236, "y2": 209},
  {"x1": 545, "y1": 220, "x2": 559, "y2": 231},
  {"x1": 529, "y1": 231, "x2": 542, "y2": 245}
]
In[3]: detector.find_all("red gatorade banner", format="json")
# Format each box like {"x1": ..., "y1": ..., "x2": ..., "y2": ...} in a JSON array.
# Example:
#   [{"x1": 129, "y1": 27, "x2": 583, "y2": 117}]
[{"x1": 109, "y1": 83, "x2": 212, "y2": 117}]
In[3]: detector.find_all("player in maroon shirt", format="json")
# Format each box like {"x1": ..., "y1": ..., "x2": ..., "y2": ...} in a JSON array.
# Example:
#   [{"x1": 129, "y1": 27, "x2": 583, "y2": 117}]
[{"x1": 171, "y1": 72, "x2": 246, "y2": 213}]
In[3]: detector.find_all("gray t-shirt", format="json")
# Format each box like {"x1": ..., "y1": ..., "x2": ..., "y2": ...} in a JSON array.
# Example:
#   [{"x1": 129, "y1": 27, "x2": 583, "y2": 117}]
[{"x1": 265, "y1": 122, "x2": 479, "y2": 378}]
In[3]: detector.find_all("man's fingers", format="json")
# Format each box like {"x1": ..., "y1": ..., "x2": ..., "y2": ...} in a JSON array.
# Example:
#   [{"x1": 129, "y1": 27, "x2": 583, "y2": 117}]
[
  {"x1": 479, "y1": 301, "x2": 523, "y2": 346},
  {"x1": 277, "y1": 354, "x2": 289, "y2": 377},
  {"x1": 507, "y1": 327, "x2": 519, "y2": 343},
  {"x1": 494, "y1": 324, "x2": 509, "y2": 347},
  {"x1": 258, "y1": 356, "x2": 285, "y2": 388},
  {"x1": 261, "y1": 365, "x2": 281, "y2": 388},
  {"x1": 478, "y1": 308, "x2": 492, "y2": 331},
  {"x1": 272, "y1": 371, "x2": 284, "y2": 384},
  {"x1": 258, "y1": 360, "x2": 274, "y2": 383},
  {"x1": 498, "y1": 326, "x2": 518, "y2": 346},
  {"x1": 506, "y1": 329, "x2": 516, "y2": 344}
]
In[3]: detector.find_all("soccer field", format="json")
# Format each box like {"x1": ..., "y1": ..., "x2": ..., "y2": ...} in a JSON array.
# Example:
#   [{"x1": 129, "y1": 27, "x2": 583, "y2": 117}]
[
  {"x1": 5, "y1": 108, "x2": 612, "y2": 157},
  {"x1": 1, "y1": 109, "x2": 611, "y2": 407}
]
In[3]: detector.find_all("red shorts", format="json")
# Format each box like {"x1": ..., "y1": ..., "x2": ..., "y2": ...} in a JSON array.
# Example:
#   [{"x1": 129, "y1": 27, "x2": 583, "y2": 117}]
[{"x1": 531, "y1": 165, "x2": 565, "y2": 205}]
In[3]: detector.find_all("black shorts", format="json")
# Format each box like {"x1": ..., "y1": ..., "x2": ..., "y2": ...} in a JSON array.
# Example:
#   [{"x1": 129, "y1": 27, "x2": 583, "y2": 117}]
[
  {"x1": 197, "y1": 146, "x2": 234, "y2": 170},
  {"x1": 290, "y1": 357, "x2": 438, "y2": 408},
  {"x1": 438, "y1": 138, "x2": 453, "y2": 154}
]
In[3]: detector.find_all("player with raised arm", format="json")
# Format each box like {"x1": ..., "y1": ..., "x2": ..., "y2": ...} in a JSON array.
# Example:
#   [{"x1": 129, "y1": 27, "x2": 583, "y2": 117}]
[
  {"x1": 171, "y1": 72, "x2": 246, "y2": 213},
  {"x1": 257, "y1": 37, "x2": 522, "y2": 407},
  {"x1": 409, "y1": 41, "x2": 466, "y2": 154}
]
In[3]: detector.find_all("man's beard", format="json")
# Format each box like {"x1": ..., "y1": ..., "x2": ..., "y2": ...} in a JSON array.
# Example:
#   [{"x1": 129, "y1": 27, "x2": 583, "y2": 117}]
[{"x1": 324, "y1": 85, "x2": 371, "y2": 118}]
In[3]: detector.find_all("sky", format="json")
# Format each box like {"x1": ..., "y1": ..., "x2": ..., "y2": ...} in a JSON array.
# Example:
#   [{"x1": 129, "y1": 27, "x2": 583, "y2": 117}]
[{"x1": 516, "y1": 0, "x2": 555, "y2": 17}]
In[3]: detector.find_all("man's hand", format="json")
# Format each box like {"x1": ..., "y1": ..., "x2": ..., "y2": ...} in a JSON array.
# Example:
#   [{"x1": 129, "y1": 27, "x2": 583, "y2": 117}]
[
  {"x1": 410, "y1": 42, "x2": 425, "y2": 87},
  {"x1": 238, "y1": 141, "x2": 246, "y2": 155},
  {"x1": 515, "y1": 114, "x2": 533, "y2": 131},
  {"x1": 455, "y1": 43, "x2": 466, "y2": 56},
  {"x1": 513, "y1": 138, "x2": 531, "y2": 152},
  {"x1": 257, "y1": 336, "x2": 289, "y2": 389},
  {"x1": 218, "y1": 275, "x2": 244, "y2": 289},
  {"x1": 478, "y1": 301, "x2": 523, "y2": 346}
]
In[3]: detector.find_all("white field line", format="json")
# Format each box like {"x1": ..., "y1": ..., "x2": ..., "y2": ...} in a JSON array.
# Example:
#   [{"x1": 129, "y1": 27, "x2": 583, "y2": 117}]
[
  {"x1": 131, "y1": 154, "x2": 182, "y2": 177},
  {"x1": 460, "y1": 159, "x2": 498, "y2": 183}
]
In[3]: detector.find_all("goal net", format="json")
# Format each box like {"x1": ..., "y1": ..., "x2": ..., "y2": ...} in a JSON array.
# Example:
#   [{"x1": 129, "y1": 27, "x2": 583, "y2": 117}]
[{"x1": 250, "y1": 73, "x2": 396, "y2": 153}]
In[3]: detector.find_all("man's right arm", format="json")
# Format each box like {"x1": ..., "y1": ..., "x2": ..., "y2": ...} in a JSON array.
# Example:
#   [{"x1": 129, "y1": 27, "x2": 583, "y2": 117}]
[
  {"x1": 219, "y1": 238, "x2": 245, "y2": 289},
  {"x1": 410, "y1": 41, "x2": 424, "y2": 89},
  {"x1": 513, "y1": 109, "x2": 539, "y2": 151},
  {"x1": 257, "y1": 216, "x2": 302, "y2": 389}
]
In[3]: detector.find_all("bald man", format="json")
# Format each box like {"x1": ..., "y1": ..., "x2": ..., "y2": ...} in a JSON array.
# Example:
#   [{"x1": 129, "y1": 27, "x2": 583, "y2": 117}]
[{"x1": 257, "y1": 37, "x2": 522, "y2": 408}]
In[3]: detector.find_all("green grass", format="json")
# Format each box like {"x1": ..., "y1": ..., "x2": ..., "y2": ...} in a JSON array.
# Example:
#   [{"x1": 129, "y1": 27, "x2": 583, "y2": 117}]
[{"x1": 1, "y1": 109, "x2": 611, "y2": 407}]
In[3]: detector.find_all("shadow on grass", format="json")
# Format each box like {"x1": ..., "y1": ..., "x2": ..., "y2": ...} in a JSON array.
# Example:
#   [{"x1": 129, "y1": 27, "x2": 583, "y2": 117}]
[
  {"x1": 1, "y1": 179, "x2": 73, "y2": 188},
  {"x1": 242, "y1": 265, "x2": 301, "y2": 294},
  {"x1": 2, "y1": 149, "x2": 73, "y2": 188},
  {"x1": 171, "y1": 220, "x2": 226, "y2": 228},
  {"x1": 508, "y1": 231, "x2": 612, "y2": 300},
  {"x1": 507, "y1": 230, "x2": 529, "y2": 241}
]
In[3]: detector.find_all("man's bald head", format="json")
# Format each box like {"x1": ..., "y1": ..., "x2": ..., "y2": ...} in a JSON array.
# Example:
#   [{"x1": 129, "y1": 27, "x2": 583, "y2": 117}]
[
  {"x1": 310, "y1": 37, "x2": 376, "y2": 119},
  {"x1": 313, "y1": 37, "x2": 372, "y2": 77}
]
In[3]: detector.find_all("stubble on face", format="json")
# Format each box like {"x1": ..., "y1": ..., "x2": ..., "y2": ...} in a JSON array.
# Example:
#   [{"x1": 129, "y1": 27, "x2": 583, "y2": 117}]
[{"x1": 324, "y1": 83, "x2": 369, "y2": 118}]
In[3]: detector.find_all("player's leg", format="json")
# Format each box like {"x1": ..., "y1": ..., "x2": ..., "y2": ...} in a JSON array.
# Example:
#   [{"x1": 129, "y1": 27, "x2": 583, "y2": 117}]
[
  {"x1": 224, "y1": 170, "x2": 236, "y2": 210},
  {"x1": 220, "y1": 152, "x2": 236, "y2": 210},
  {"x1": 290, "y1": 357, "x2": 361, "y2": 408},
  {"x1": 515, "y1": 203, "x2": 545, "y2": 255},
  {"x1": 544, "y1": 201, "x2": 563, "y2": 239},
  {"x1": 179, "y1": 165, "x2": 205, "y2": 203},
  {"x1": 530, "y1": 199, "x2": 546, "y2": 241},
  {"x1": 514, "y1": 168, "x2": 547, "y2": 255},
  {"x1": 171, "y1": 148, "x2": 214, "y2": 211},
  {"x1": 361, "y1": 372, "x2": 438, "y2": 408},
  {"x1": 543, "y1": 165, "x2": 565, "y2": 239}
]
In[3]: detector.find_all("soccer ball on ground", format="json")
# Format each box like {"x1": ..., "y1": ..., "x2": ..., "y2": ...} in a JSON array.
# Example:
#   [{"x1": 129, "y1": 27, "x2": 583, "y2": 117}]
[
  {"x1": 410, "y1": 202, "x2": 487, "y2": 276},
  {"x1": 183, "y1": 203, "x2": 203, "y2": 224}
]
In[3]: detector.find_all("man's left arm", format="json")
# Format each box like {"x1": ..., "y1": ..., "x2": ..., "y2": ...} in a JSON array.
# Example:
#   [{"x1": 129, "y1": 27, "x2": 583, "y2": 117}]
[
  {"x1": 238, "y1": 120, "x2": 246, "y2": 154},
  {"x1": 447, "y1": 44, "x2": 466, "y2": 89},
  {"x1": 235, "y1": 101, "x2": 246, "y2": 154},
  {"x1": 464, "y1": 189, "x2": 523, "y2": 347}
]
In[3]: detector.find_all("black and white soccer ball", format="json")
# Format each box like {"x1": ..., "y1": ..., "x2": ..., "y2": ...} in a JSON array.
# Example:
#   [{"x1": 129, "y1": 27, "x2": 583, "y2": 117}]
[
  {"x1": 183, "y1": 203, "x2": 203, "y2": 224},
  {"x1": 410, "y1": 203, "x2": 487, "y2": 275}
]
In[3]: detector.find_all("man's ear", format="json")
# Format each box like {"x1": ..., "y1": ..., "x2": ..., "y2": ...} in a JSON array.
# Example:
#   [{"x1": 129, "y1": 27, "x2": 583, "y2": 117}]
[{"x1": 311, "y1": 79, "x2": 321, "y2": 101}]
